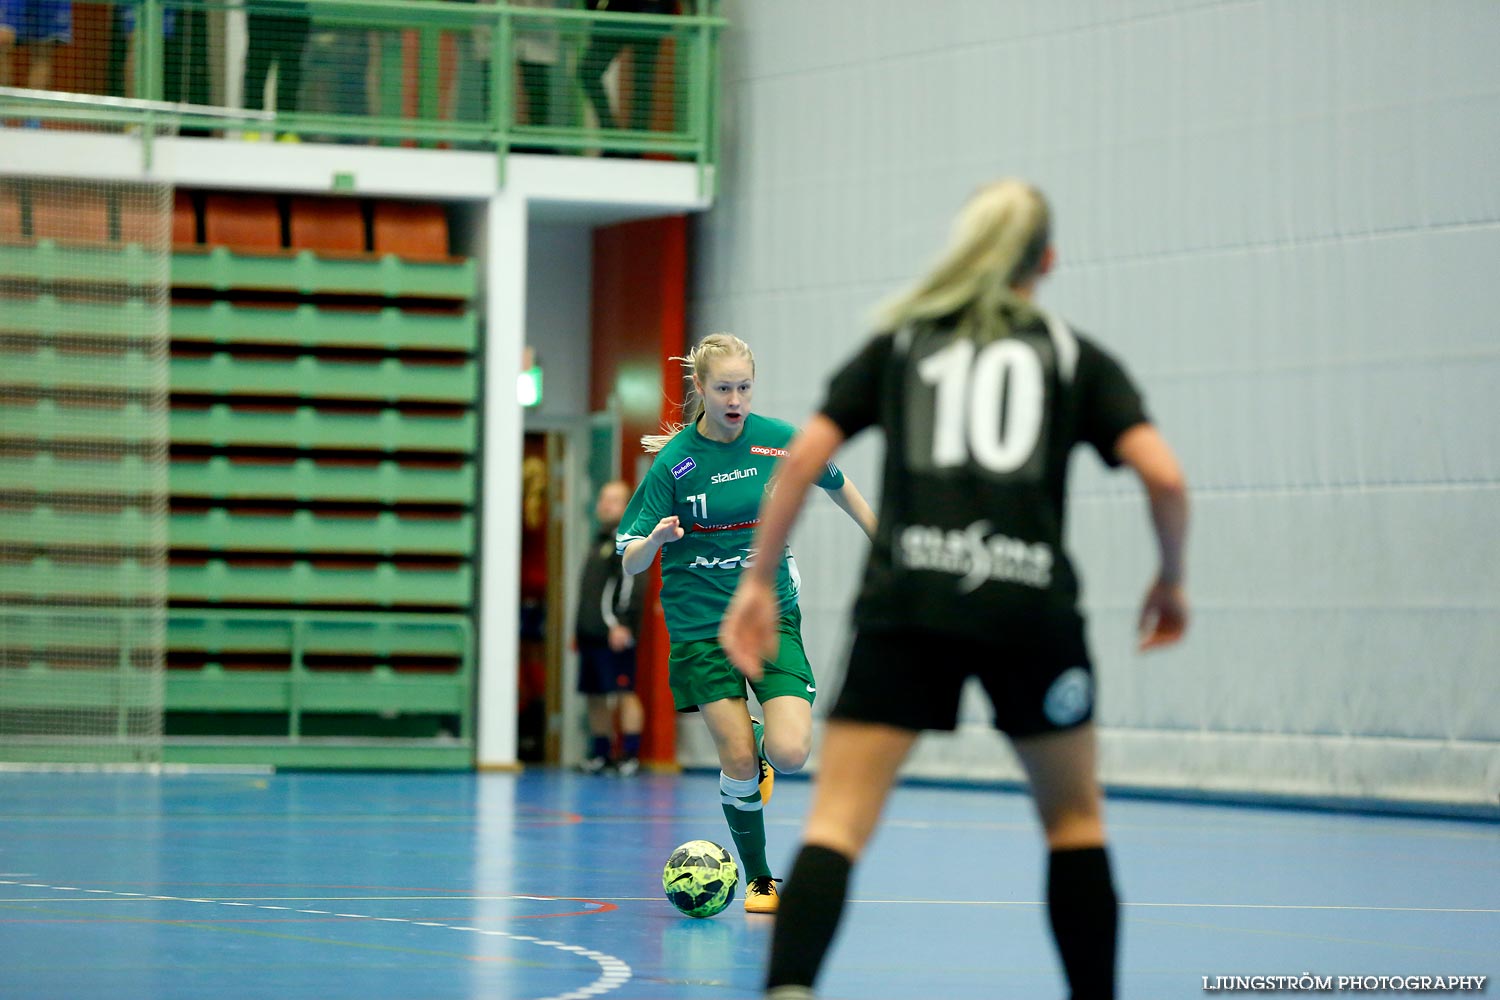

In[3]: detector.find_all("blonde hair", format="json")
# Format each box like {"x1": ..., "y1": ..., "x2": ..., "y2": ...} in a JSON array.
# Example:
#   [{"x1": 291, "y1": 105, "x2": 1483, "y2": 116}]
[
  {"x1": 875, "y1": 178, "x2": 1051, "y2": 340},
  {"x1": 641, "y1": 333, "x2": 756, "y2": 454}
]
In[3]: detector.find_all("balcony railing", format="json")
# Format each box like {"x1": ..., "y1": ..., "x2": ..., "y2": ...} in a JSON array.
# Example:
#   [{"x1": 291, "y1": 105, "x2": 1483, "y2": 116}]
[{"x1": 0, "y1": 0, "x2": 723, "y2": 187}]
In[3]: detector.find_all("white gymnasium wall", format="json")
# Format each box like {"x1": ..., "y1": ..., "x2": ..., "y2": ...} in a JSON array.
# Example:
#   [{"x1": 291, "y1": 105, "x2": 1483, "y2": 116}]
[
  {"x1": 687, "y1": 0, "x2": 1500, "y2": 806},
  {"x1": 523, "y1": 222, "x2": 594, "y2": 425}
]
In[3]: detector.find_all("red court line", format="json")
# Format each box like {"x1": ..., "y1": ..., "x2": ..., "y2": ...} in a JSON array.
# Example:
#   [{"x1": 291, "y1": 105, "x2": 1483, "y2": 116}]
[{"x1": 511, "y1": 898, "x2": 618, "y2": 919}]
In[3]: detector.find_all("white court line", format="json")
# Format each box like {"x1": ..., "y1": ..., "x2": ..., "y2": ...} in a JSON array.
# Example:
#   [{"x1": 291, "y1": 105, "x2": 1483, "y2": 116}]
[
  {"x1": 845, "y1": 900, "x2": 1500, "y2": 914},
  {"x1": 557, "y1": 894, "x2": 1500, "y2": 915},
  {"x1": 1130, "y1": 902, "x2": 1500, "y2": 914},
  {"x1": 0, "y1": 879, "x2": 633, "y2": 1000},
  {"x1": 9, "y1": 891, "x2": 1486, "y2": 915},
  {"x1": 0, "y1": 894, "x2": 619, "y2": 906}
]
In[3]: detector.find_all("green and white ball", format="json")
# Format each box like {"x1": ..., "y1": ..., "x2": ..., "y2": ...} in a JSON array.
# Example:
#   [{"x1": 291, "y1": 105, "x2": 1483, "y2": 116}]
[{"x1": 662, "y1": 839, "x2": 738, "y2": 918}]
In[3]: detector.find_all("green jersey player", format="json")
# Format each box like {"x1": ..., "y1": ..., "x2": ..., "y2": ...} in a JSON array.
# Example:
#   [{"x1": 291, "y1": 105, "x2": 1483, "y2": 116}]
[{"x1": 619, "y1": 333, "x2": 876, "y2": 914}]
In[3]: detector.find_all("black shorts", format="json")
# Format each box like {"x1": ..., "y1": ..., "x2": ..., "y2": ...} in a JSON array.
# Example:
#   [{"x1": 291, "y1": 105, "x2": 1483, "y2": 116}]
[
  {"x1": 576, "y1": 640, "x2": 639, "y2": 695},
  {"x1": 830, "y1": 622, "x2": 1095, "y2": 738}
]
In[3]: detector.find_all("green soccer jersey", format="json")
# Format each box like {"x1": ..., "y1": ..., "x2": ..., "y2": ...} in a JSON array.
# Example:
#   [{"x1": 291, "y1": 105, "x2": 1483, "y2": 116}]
[{"x1": 617, "y1": 413, "x2": 845, "y2": 642}]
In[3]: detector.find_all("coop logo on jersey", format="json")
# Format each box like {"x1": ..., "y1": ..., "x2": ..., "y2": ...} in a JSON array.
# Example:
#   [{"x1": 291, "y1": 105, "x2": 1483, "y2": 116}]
[
  {"x1": 670, "y1": 457, "x2": 697, "y2": 479},
  {"x1": 750, "y1": 445, "x2": 788, "y2": 457},
  {"x1": 896, "y1": 520, "x2": 1053, "y2": 592},
  {"x1": 710, "y1": 467, "x2": 759, "y2": 485}
]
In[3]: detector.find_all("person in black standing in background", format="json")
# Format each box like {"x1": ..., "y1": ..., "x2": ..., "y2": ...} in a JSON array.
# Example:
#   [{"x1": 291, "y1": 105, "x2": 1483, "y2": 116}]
[
  {"x1": 722, "y1": 179, "x2": 1190, "y2": 999},
  {"x1": 574, "y1": 479, "x2": 647, "y2": 775},
  {"x1": 242, "y1": 0, "x2": 310, "y2": 134},
  {"x1": 577, "y1": 0, "x2": 676, "y2": 139}
]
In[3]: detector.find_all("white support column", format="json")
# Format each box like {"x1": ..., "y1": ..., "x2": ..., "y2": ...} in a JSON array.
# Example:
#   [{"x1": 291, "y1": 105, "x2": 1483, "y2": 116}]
[{"x1": 476, "y1": 188, "x2": 528, "y2": 769}]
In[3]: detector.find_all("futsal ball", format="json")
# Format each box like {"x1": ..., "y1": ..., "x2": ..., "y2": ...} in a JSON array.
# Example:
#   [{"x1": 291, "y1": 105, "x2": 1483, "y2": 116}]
[{"x1": 662, "y1": 839, "x2": 738, "y2": 918}]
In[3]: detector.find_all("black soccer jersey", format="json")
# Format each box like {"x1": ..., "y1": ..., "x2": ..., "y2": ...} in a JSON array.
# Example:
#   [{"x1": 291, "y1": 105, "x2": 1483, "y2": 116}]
[{"x1": 818, "y1": 309, "x2": 1149, "y2": 642}]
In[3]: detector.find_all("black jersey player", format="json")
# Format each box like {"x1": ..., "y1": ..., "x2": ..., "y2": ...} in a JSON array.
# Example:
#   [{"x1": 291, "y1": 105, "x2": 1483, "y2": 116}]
[{"x1": 721, "y1": 179, "x2": 1190, "y2": 999}]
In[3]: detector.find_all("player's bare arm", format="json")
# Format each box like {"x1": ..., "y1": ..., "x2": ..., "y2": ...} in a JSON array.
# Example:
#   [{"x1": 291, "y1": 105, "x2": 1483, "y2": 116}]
[
  {"x1": 825, "y1": 475, "x2": 877, "y2": 539},
  {"x1": 622, "y1": 515, "x2": 685, "y2": 576},
  {"x1": 1115, "y1": 423, "x2": 1189, "y2": 651}
]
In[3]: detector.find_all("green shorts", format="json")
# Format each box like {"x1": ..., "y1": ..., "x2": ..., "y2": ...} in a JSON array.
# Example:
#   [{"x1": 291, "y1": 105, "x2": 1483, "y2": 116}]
[{"x1": 668, "y1": 610, "x2": 816, "y2": 712}]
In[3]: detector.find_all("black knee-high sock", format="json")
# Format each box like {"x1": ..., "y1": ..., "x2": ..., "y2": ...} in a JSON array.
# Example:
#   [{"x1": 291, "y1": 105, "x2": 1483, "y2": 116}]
[
  {"x1": 1047, "y1": 846, "x2": 1119, "y2": 1000},
  {"x1": 765, "y1": 844, "x2": 853, "y2": 991}
]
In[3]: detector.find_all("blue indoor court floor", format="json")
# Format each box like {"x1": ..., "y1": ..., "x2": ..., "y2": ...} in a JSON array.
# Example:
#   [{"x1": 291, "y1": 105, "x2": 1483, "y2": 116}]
[{"x1": 0, "y1": 769, "x2": 1494, "y2": 1000}]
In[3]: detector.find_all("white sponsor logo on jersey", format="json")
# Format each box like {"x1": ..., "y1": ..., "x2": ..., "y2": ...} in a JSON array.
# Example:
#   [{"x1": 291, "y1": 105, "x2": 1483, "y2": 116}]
[
  {"x1": 691, "y1": 548, "x2": 757, "y2": 570},
  {"x1": 1043, "y1": 668, "x2": 1092, "y2": 726},
  {"x1": 710, "y1": 467, "x2": 759, "y2": 485},
  {"x1": 896, "y1": 520, "x2": 1053, "y2": 591}
]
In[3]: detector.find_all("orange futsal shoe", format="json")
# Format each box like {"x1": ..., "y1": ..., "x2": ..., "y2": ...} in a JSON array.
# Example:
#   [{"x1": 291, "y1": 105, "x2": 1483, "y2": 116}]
[{"x1": 744, "y1": 875, "x2": 780, "y2": 914}]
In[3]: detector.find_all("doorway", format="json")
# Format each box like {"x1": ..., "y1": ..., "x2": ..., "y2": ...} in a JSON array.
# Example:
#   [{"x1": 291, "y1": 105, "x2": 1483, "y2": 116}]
[{"x1": 516, "y1": 430, "x2": 565, "y2": 763}]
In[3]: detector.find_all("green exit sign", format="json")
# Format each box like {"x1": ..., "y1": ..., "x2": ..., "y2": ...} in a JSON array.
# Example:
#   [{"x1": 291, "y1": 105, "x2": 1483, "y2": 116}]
[{"x1": 518, "y1": 366, "x2": 543, "y2": 407}]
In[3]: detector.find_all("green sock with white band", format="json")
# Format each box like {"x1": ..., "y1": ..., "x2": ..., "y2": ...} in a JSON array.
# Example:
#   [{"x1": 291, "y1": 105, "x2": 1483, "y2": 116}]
[{"x1": 719, "y1": 771, "x2": 770, "y2": 880}]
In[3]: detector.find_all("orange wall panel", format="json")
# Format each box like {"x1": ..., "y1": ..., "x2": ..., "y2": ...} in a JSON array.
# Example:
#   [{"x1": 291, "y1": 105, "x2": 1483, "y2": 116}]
[{"x1": 589, "y1": 214, "x2": 687, "y2": 765}]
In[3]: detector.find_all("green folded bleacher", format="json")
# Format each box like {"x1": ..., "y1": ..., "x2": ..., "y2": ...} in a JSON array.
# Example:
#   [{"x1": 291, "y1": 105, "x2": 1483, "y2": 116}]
[
  {"x1": 170, "y1": 302, "x2": 478, "y2": 352},
  {"x1": 169, "y1": 406, "x2": 476, "y2": 452},
  {"x1": 170, "y1": 353, "x2": 477, "y2": 402},
  {"x1": 1, "y1": 557, "x2": 160, "y2": 602},
  {"x1": 0, "y1": 239, "x2": 162, "y2": 286},
  {"x1": 168, "y1": 561, "x2": 471, "y2": 607},
  {"x1": 2, "y1": 399, "x2": 162, "y2": 445},
  {"x1": 171, "y1": 246, "x2": 477, "y2": 299},
  {"x1": 155, "y1": 193, "x2": 481, "y2": 767},
  {"x1": 0, "y1": 504, "x2": 159, "y2": 549},
  {"x1": 2, "y1": 294, "x2": 159, "y2": 339},
  {"x1": 0, "y1": 454, "x2": 161, "y2": 496},
  {"x1": 4, "y1": 344, "x2": 161, "y2": 392},
  {"x1": 168, "y1": 612, "x2": 469, "y2": 661},
  {"x1": 169, "y1": 509, "x2": 472, "y2": 555},
  {"x1": 169, "y1": 457, "x2": 475, "y2": 504}
]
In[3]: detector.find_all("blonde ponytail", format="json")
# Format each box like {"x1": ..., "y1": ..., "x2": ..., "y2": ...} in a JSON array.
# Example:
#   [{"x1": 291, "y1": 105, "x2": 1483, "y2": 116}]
[
  {"x1": 875, "y1": 179, "x2": 1050, "y2": 341},
  {"x1": 640, "y1": 333, "x2": 756, "y2": 454}
]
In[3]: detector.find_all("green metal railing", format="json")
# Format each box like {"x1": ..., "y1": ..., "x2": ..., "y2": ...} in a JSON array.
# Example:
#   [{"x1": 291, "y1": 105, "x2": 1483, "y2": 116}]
[{"x1": 0, "y1": 0, "x2": 724, "y2": 193}]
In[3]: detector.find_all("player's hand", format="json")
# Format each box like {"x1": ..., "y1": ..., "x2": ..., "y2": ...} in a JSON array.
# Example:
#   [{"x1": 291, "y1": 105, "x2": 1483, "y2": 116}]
[
  {"x1": 719, "y1": 578, "x2": 778, "y2": 681},
  {"x1": 649, "y1": 515, "x2": 685, "y2": 546},
  {"x1": 607, "y1": 624, "x2": 634, "y2": 652},
  {"x1": 1137, "y1": 576, "x2": 1188, "y2": 651}
]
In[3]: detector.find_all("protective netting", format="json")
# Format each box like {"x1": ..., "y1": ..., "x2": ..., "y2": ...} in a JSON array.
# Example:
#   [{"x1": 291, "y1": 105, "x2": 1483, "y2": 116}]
[{"x1": 0, "y1": 169, "x2": 172, "y2": 765}]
